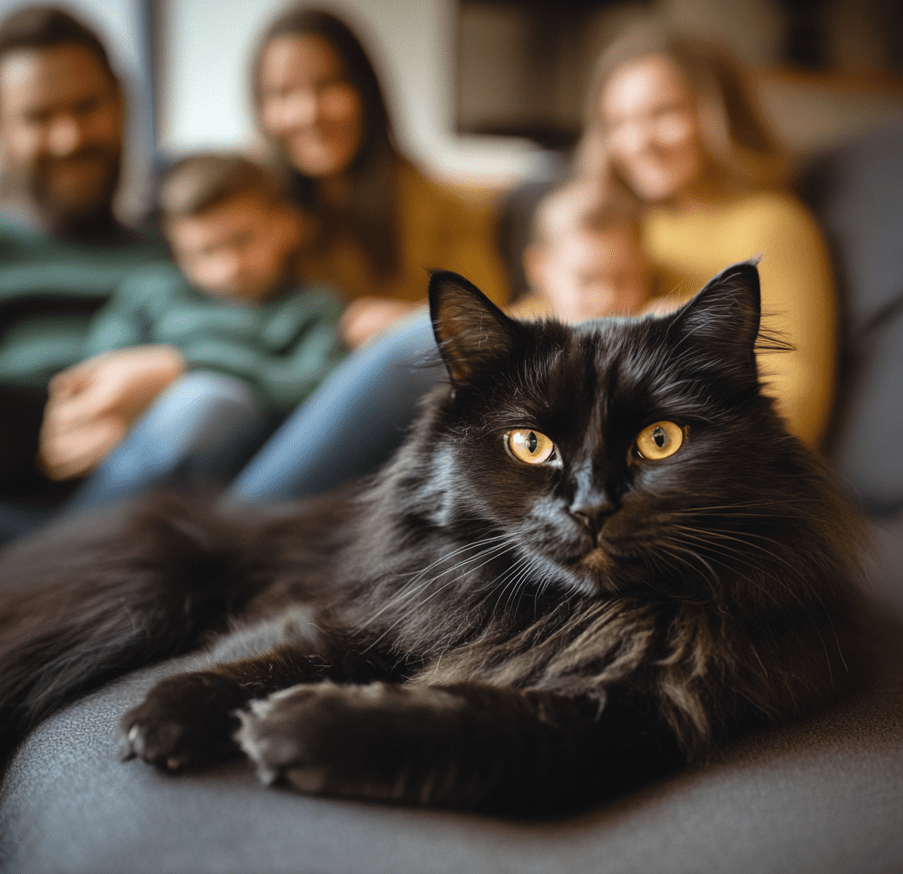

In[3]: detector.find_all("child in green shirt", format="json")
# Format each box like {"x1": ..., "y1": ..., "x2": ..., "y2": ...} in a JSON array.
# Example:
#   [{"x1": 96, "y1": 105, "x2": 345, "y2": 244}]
[{"x1": 40, "y1": 153, "x2": 345, "y2": 505}]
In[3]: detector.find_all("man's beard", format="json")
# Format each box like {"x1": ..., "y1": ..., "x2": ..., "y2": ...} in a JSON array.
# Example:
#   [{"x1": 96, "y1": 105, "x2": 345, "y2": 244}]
[{"x1": 26, "y1": 144, "x2": 123, "y2": 237}]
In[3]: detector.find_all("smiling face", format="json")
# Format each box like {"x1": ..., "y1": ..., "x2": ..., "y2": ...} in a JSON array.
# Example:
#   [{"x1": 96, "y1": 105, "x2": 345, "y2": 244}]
[
  {"x1": 169, "y1": 193, "x2": 303, "y2": 303},
  {"x1": 0, "y1": 43, "x2": 124, "y2": 231},
  {"x1": 600, "y1": 54, "x2": 705, "y2": 205},
  {"x1": 256, "y1": 33, "x2": 365, "y2": 181}
]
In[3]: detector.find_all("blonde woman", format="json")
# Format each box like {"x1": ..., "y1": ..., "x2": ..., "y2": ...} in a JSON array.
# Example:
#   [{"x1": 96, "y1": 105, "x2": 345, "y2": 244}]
[{"x1": 575, "y1": 27, "x2": 837, "y2": 447}]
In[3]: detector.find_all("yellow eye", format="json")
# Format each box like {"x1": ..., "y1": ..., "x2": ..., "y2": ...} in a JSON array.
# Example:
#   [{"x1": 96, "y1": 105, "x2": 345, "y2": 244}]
[
  {"x1": 636, "y1": 421, "x2": 684, "y2": 460},
  {"x1": 506, "y1": 429, "x2": 556, "y2": 465}
]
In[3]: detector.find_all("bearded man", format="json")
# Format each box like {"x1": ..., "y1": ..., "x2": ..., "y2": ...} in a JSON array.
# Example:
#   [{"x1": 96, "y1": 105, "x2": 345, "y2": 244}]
[{"x1": 0, "y1": 6, "x2": 167, "y2": 523}]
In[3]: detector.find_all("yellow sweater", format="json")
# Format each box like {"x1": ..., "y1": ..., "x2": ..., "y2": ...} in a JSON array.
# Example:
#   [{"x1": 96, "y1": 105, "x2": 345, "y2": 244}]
[
  {"x1": 643, "y1": 191, "x2": 837, "y2": 448},
  {"x1": 297, "y1": 162, "x2": 509, "y2": 308}
]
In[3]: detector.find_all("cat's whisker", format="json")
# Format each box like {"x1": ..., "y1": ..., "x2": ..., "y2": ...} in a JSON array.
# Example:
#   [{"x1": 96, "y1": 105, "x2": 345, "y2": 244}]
[
  {"x1": 488, "y1": 554, "x2": 538, "y2": 615},
  {"x1": 655, "y1": 538, "x2": 723, "y2": 592},
  {"x1": 667, "y1": 528, "x2": 779, "y2": 575},
  {"x1": 359, "y1": 565, "x2": 485, "y2": 655},
  {"x1": 670, "y1": 525, "x2": 803, "y2": 580},
  {"x1": 510, "y1": 559, "x2": 552, "y2": 616},
  {"x1": 489, "y1": 568, "x2": 524, "y2": 615},
  {"x1": 361, "y1": 538, "x2": 515, "y2": 649},
  {"x1": 642, "y1": 540, "x2": 693, "y2": 579},
  {"x1": 363, "y1": 536, "x2": 512, "y2": 626},
  {"x1": 395, "y1": 534, "x2": 510, "y2": 587},
  {"x1": 532, "y1": 565, "x2": 566, "y2": 609},
  {"x1": 663, "y1": 528, "x2": 806, "y2": 616},
  {"x1": 673, "y1": 507, "x2": 792, "y2": 519}
]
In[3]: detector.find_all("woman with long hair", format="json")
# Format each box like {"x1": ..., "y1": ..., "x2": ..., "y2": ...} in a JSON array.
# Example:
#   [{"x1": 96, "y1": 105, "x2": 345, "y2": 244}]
[
  {"x1": 574, "y1": 26, "x2": 836, "y2": 447},
  {"x1": 251, "y1": 7, "x2": 508, "y2": 347}
]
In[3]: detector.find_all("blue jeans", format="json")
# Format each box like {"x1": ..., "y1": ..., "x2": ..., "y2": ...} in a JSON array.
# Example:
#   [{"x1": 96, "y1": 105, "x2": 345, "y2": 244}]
[
  {"x1": 66, "y1": 371, "x2": 274, "y2": 510},
  {"x1": 229, "y1": 312, "x2": 443, "y2": 502}
]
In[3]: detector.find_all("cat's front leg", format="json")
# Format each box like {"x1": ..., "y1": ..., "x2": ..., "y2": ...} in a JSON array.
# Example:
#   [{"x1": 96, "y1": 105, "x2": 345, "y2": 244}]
[
  {"x1": 236, "y1": 681, "x2": 678, "y2": 812},
  {"x1": 118, "y1": 656, "x2": 316, "y2": 772},
  {"x1": 119, "y1": 627, "x2": 398, "y2": 773},
  {"x1": 236, "y1": 682, "x2": 467, "y2": 799},
  {"x1": 119, "y1": 672, "x2": 245, "y2": 771}
]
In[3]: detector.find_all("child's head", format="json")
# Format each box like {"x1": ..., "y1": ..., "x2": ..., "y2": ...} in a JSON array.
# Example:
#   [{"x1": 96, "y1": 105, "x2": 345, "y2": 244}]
[
  {"x1": 523, "y1": 181, "x2": 650, "y2": 322},
  {"x1": 159, "y1": 153, "x2": 303, "y2": 302}
]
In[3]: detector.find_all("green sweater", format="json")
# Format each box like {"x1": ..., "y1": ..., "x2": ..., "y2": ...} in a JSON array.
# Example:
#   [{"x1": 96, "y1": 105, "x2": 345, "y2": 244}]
[
  {"x1": 0, "y1": 214, "x2": 170, "y2": 387},
  {"x1": 84, "y1": 262, "x2": 346, "y2": 416}
]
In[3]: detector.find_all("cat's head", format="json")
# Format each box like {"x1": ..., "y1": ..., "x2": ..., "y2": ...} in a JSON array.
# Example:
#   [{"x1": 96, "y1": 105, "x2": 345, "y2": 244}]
[{"x1": 418, "y1": 264, "x2": 851, "y2": 607}]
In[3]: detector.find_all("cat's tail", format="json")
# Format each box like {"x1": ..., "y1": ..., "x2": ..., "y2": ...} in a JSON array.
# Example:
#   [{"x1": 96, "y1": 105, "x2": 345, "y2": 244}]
[{"x1": 0, "y1": 494, "x2": 256, "y2": 762}]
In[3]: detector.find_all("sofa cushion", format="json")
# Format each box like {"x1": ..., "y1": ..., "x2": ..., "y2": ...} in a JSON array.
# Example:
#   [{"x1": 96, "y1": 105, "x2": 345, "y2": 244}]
[
  {"x1": 800, "y1": 117, "x2": 903, "y2": 513},
  {"x1": 2, "y1": 606, "x2": 902, "y2": 874},
  {"x1": 801, "y1": 117, "x2": 903, "y2": 333},
  {"x1": 828, "y1": 310, "x2": 903, "y2": 514}
]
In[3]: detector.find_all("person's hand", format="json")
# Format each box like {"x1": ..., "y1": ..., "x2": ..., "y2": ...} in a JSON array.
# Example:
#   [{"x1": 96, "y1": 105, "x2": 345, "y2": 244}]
[
  {"x1": 39, "y1": 413, "x2": 130, "y2": 481},
  {"x1": 47, "y1": 345, "x2": 187, "y2": 422},
  {"x1": 339, "y1": 297, "x2": 422, "y2": 348},
  {"x1": 39, "y1": 345, "x2": 186, "y2": 480}
]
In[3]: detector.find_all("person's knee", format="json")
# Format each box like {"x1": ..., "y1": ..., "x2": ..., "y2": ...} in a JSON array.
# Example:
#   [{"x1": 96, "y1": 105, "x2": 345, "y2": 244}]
[
  {"x1": 127, "y1": 372, "x2": 264, "y2": 455},
  {"x1": 165, "y1": 371, "x2": 261, "y2": 417}
]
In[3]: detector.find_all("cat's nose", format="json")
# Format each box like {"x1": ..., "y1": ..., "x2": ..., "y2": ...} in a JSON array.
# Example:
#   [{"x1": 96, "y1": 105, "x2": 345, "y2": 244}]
[{"x1": 569, "y1": 497, "x2": 616, "y2": 538}]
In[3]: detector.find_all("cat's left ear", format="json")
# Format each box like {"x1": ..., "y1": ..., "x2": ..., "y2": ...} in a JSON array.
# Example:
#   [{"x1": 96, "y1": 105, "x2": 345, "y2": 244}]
[
  {"x1": 671, "y1": 260, "x2": 762, "y2": 370},
  {"x1": 429, "y1": 270, "x2": 519, "y2": 383}
]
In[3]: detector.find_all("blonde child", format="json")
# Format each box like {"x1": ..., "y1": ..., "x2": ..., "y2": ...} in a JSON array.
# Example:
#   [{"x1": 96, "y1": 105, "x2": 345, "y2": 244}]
[{"x1": 514, "y1": 180, "x2": 651, "y2": 322}]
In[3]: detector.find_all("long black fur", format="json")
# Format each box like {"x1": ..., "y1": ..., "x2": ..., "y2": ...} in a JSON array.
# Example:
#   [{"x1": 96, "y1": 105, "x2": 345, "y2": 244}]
[{"x1": 0, "y1": 263, "x2": 864, "y2": 813}]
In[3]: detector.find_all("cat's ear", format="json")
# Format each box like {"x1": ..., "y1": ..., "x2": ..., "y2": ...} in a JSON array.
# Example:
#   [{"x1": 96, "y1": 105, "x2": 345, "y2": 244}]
[
  {"x1": 671, "y1": 260, "x2": 762, "y2": 369},
  {"x1": 428, "y1": 270, "x2": 519, "y2": 383}
]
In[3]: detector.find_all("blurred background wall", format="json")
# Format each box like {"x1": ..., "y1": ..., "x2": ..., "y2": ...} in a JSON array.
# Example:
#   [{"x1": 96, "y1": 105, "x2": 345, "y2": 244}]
[
  {"x1": 455, "y1": 0, "x2": 903, "y2": 164},
  {"x1": 154, "y1": 0, "x2": 541, "y2": 183},
  {"x1": 1, "y1": 0, "x2": 901, "y2": 207}
]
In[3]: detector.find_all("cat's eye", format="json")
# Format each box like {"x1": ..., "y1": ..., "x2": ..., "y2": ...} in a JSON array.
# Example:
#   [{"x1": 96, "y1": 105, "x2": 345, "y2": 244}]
[
  {"x1": 635, "y1": 421, "x2": 684, "y2": 460},
  {"x1": 506, "y1": 429, "x2": 556, "y2": 465}
]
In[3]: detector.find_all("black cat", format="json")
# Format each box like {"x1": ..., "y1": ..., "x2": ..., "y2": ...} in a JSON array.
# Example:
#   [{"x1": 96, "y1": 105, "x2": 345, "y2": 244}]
[{"x1": 0, "y1": 263, "x2": 863, "y2": 814}]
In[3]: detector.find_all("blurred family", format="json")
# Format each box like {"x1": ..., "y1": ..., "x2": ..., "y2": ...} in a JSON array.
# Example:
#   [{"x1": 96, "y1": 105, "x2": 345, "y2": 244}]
[{"x1": 0, "y1": 2, "x2": 839, "y2": 536}]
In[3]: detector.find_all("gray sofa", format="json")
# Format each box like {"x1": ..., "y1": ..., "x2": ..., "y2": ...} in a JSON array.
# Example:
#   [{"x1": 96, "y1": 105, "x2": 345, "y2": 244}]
[{"x1": 2, "y1": 118, "x2": 903, "y2": 874}]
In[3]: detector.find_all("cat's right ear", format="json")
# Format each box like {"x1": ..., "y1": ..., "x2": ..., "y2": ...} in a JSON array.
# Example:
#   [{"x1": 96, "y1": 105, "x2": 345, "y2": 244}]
[{"x1": 428, "y1": 271, "x2": 519, "y2": 384}]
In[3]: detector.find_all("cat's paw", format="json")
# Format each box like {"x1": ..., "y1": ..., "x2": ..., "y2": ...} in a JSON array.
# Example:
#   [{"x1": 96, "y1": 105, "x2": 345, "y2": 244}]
[
  {"x1": 236, "y1": 682, "x2": 464, "y2": 803},
  {"x1": 118, "y1": 672, "x2": 244, "y2": 772}
]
